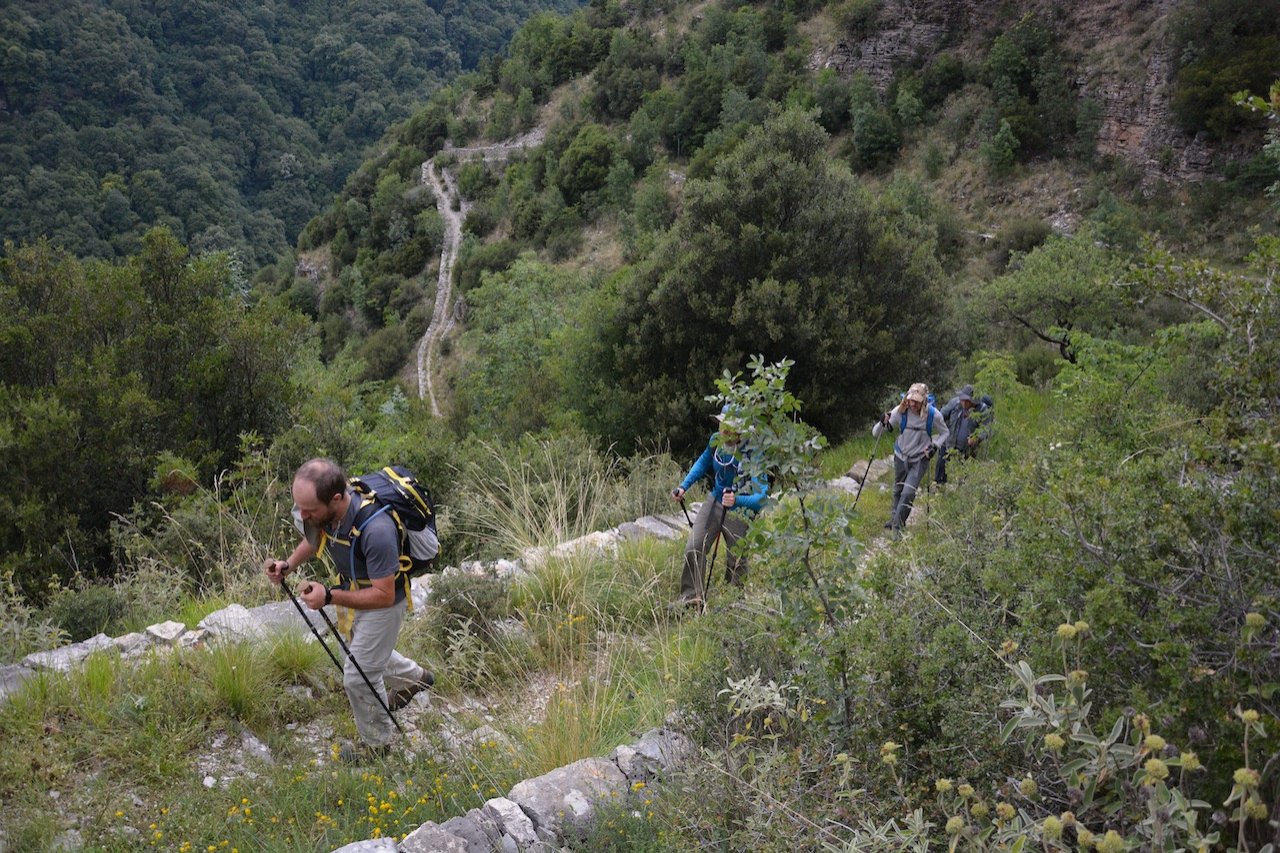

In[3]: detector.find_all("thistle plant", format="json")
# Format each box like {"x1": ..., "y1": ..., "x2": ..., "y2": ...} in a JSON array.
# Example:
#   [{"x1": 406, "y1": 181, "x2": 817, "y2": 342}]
[{"x1": 828, "y1": 627, "x2": 1277, "y2": 852}]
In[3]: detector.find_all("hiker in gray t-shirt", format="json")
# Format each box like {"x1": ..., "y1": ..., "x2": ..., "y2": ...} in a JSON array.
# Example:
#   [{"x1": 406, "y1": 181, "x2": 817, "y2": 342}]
[
  {"x1": 263, "y1": 458, "x2": 432, "y2": 763},
  {"x1": 871, "y1": 382, "x2": 949, "y2": 533}
]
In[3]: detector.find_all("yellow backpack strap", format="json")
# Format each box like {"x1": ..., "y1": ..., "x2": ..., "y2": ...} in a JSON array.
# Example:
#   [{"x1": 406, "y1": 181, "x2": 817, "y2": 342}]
[{"x1": 382, "y1": 465, "x2": 432, "y2": 519}]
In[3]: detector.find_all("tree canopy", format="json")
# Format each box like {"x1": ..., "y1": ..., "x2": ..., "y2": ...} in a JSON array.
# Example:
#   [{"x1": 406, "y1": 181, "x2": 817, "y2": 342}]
[
  {"x1": 0, "y1": 229, "x2": 308, "y2": 597},
  {"x1": 599, "y1": 108, "x2": 952, "y2": 452},
  {"x1": 0, "y1": 0, "x2": 580, "y2": 269}
]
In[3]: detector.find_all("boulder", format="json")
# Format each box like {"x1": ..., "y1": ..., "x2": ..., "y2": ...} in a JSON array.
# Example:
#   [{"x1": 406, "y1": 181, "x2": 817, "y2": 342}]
[
  {"x1": 113, "y1": 632, "x2": 150, "y2": 656},
  {"x1": 23, "y1": 634, "x2": 117, "y2": 672},
  {"x1": 0, "y1": 664, "x2": 34, "y2": 702},
  {"x1": 612, "y1": 728, "x2": 695, "y2": 784},
  {"x1": 145, "y1": 621, "x2": 187, "y2": 645},
  {"x1": 507, "y1": 757, "x2": 627, "y2": 839},
  {"x1": 199, "y1": 604, "x2": 272, "y2": 642},
  {"x1": 616, "y1": 516, "x2": 686, "y2": 541},
  {"x1": 329, "y1": 839, "x2": 397, "y2": 853},
  {"x1": 826, "y1": 476, "x2": 862, "y2": 495},
  {"x1": 246, "y1": 599, "x2": 330, "y2": 638},
  {"x1": 399, "y1": 822, "x2": 470, "y2": 852},
  {"x1": 436, "y1": 809, "x2": 503, "y2": 853}
]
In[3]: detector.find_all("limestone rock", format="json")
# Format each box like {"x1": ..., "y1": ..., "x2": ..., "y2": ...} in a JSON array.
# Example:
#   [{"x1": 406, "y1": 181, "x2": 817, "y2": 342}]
[
  {"x1": 826, "y1": 476, "x2": 862, "y2": 495},
  {"x1": 507, "y1": 756, "x2": 627, "y2": 839},
  {"x1": 329, "y1": 839, "x2": 397, "y2": 853},
  {"x1": 436, "y1": 810, "x2": 503, "y2": 853},
  {"x1": 616, "y1": 515, "x2": 686, "y2": 541},
  {"x1": 199, "y1": 604, "x2": 272, "y2": 642},
  {"x1": 0, "y1": 664, "x2": 35, "y2": 701},
  {"x1": 481, "y1": 798, "x2": 537, "y2": 847},
  {"x1": 145, "y1": 621, "x2": 187, "y2": 645},
  {"x1": 113, "y1": 632, "x2": 150, "y2": 656},
  {"x1": 23, "y1": 634, "x2": 117, "y2": 672},
  {"x1": 613, "y1": 728, "x2": 695, "y2": 784},
  {"x1": 399, "y1": 822, "x2": 469, "y2": 852}
]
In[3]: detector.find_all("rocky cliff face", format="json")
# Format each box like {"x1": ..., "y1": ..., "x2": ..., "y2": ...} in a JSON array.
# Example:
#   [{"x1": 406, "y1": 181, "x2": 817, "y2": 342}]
[{"x1": 810, "y1": 0, "x2": 1228, "y2": 186}]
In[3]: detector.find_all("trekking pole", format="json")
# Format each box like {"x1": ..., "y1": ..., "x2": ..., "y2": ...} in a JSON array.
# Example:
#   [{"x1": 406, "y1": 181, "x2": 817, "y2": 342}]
[
  {"x1": 673, "y1": 490, "x2": 694, "y2": 527},
  {"x1": 925, "y1": 452, "x2": 934, "y2": 542},
  {"x1": 281, "y1": 578, "x2": 346, "y2": 675},
  {"x1": 280, "y1": 579, "x2": 405, "y2": 737},
  {"x1": 850, "y1": 428, "x2": 884, "y2": 513}
]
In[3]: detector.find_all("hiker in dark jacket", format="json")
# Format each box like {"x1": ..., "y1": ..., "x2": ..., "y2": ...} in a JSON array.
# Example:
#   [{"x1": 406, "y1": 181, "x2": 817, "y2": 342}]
[
  {"x1": 935, "y1": 387, "x2": 995, "y2": 484},
  {"x1": 670, "y1": 408, "x2": 769, "y2": 607},
  {"x1": 264, "y1": 458, "x2": 432, "y2": 762},
  {"x1": 872, "y1": 382, "x2": 949, "y2": 532}
]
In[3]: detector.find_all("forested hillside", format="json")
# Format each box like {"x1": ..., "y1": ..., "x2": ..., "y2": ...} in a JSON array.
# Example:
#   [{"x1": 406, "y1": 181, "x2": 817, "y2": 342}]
[
  {"x1": 3, "y1": 0, "x2": 1280, "y2": 850},
  {"x1": 5, "y1": 0, "x2": 1279, "y2": 602},
  {"x1": 274, "y1": 0, "x2": 1280, "y2": 449},
  {"x1": 0, "y1": 0, "x2": 581, "y2": 266}
]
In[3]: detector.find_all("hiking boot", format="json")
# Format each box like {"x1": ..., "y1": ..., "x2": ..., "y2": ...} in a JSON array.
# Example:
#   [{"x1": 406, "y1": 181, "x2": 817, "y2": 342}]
[
  {"x1": 337, "y1": 741, "x2": 391, "y2": 764},
  {"x1": 389, "y1": 669, "x2": 434, "y2": 711}
]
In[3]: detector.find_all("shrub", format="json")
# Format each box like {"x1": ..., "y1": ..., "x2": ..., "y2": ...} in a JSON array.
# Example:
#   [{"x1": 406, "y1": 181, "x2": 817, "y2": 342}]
[
  {"x1": 43, "y1": 582, "x2": 129, "y2": 643},
  {"x1": 988, "y1": 217, "x2": 1051, "y2": 271},
  {"x1": 0, "y1": 573, "x2": 67, "y2": 663},
  {"x1": 427, "y1": 569, "x2": 511, "y2": 646}
]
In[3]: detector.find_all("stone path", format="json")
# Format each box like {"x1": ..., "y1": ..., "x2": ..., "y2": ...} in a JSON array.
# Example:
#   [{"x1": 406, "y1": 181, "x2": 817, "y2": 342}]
[{"x1": 415, "y1": 127, "x2": 547, "y2": 415}]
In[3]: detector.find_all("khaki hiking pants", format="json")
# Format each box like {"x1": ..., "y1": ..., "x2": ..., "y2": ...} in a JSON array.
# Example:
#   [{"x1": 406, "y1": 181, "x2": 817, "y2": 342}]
[{"x1": 341, "y1": 598, "x2": 424, "y2": 747}]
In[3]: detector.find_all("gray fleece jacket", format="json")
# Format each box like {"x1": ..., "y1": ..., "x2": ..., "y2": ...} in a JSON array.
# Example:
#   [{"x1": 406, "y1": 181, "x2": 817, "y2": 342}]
[{"x1": 872, "y1": 405, "x2": 950, "y2": 462}]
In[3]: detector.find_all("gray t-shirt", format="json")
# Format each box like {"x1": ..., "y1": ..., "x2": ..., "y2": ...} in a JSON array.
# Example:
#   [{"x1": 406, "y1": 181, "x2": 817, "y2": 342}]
[{"x1": 292, "y1": 490, "x2": 404, "y2": 602}]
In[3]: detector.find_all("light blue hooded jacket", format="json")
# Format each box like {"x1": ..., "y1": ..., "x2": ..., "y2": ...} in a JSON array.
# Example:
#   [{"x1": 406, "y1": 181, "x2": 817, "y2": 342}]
[{"x1": 679, "y1": 434, "x2": 770, "y2": 514}]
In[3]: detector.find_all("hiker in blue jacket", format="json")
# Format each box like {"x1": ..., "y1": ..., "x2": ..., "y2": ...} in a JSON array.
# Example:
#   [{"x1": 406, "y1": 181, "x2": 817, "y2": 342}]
[
  {"x1": 670, "y1": 408, "x2": 769, "y2": 607},
  {"x1": 872, "y1": 382, "x2": 949, "y2": 533}
]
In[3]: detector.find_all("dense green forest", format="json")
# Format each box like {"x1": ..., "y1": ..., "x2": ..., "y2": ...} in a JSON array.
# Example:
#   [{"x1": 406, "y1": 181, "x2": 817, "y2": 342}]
[
  {"x1": 0, "y1": 0, "x2": 582, "y2": 267},
  {"x1": 3, "y1": 0, "x2": 1280, "y2": 849}
]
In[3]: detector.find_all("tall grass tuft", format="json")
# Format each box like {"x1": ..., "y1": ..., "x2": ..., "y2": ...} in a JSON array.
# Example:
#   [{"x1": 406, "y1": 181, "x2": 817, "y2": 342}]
[
  {"x1": 266, "y1": 629, "x2": 330, "y2": 685},
  {"x1": 451, "y1": 436, "x2": 679, "y2": 559},
  {"x1": 203, "y1": 641, "x2": 273, "y2": 724}
]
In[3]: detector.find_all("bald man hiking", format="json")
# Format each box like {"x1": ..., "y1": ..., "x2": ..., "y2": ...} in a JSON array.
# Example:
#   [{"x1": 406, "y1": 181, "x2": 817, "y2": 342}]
[{"x1": 264, "y1": 457, "x2": 433, "y2": 763}]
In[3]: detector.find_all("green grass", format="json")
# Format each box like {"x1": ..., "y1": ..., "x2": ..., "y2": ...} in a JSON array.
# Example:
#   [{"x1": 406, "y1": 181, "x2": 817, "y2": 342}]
[
  {"x1": 0, "y1": 413, "x2": 1058, "y2": 850},
  {"x1": 818, "y1": 431, "x2": 882, "y2": 479}
]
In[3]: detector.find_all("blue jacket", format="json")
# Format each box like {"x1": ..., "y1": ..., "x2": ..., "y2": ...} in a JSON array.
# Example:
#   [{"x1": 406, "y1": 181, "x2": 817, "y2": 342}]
[{"x1": 679, "y1": 434, "x2": 769, "y2": 514}]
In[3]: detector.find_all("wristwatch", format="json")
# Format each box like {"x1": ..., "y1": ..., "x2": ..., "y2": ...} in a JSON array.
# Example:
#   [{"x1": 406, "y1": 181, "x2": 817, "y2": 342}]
[{"x1": 324, "y1": 586, "x2": 333, "y2": 606}]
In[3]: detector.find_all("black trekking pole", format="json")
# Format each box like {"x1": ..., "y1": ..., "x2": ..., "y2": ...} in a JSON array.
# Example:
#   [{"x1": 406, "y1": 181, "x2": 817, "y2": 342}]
[
  {"x1": 675, "y1": 493, "x2": 693, "y2": 528},
  {"x1": 850, "y1": 427, "x2": 885, "y2": 514},
  {"x1": 282, "y1": 579, "x2": 345, "y2": 674},
  {"x1": 280, "y1": 579, "x2": 405, "y2": 737},
  {"x1": 924, "y1": 450, "x2": 935, "y2": 541}
]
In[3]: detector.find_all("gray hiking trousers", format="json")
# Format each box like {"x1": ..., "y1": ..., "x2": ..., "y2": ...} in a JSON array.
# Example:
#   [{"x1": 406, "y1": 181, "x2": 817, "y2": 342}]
[
  {"x1": 889, "y1": 454, "x2": 932, "y2": 530},
  {"x1": 680, "y1": 498, "x2": 749, "y2": 600},
  {"x1": 341, "y1": 598, "x2": 425, "y2": 747}
]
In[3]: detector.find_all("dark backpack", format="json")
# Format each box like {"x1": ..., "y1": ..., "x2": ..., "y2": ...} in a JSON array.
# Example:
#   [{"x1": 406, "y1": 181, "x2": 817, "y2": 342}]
[{"x1": 350, "y1": 465, "x2": 440, "y2": 577}]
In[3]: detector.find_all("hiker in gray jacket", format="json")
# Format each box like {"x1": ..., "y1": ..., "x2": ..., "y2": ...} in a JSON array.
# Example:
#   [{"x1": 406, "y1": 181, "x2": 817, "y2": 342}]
[
  {"x1": 935, "y1": 386, "x2": 994, "y2": 484},
  {"x1": 872, "y1": 382, "x2": 949, "y2": 533}
]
